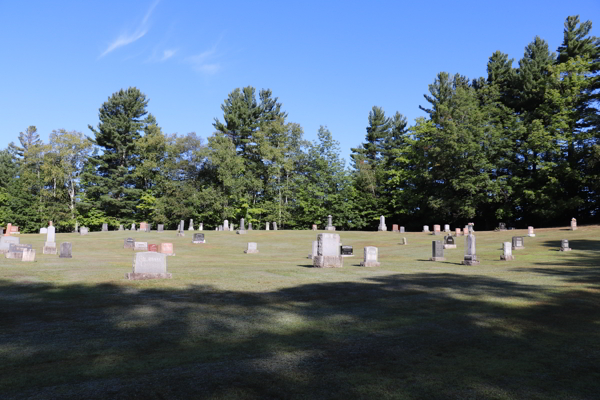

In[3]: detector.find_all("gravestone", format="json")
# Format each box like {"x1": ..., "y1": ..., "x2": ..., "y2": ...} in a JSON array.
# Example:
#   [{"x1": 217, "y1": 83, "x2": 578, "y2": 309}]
[
  {"x1": 4, "y1": 223, "x2": 11, "y2": 236},
  {"x1": 0, "y1": 226, "x2": 3, "y2": 236},
  {"x1": 126, "y1": 252, "x2": 171, "y2": 280},
  {"x1": 218, "y1": 225, "x2": 223, "y2": 231},
  {"x1": 326, "y1": 215, "x2": 336, "y2": 231},
  {"x1": 313, "y1": 233, "x2": 343, "y2": 268},
  {"x1": 188, "y1": 219, "x2": 194, "y2": 231},
  {"x1": 6, "y1": 243, "x2": 32, "y2": 259},
  {"x1": 237, "y1": 218, "x2": 247, "y2": 234},
  {"x1": 378, "y1": 215, "x2": 387, "y2": 231},
  {"x1": 443, "y1": 235, "x2": 456, "y2": 249},
  {"x1": 74, "y1": 221, "x2": 78, "y2": 233},
  {"x1": 146, "y1": 223, "x2": 152, "y2": 233},
  {"x1": 244, "y1": 242, "x2": 259, "y2": 254},
  {"x1": 273, "y1": 222, "x2": 278, "y2": 231},
  {"x1": 192, "y1": 233, "x2": 206, "y2": 244},
  {"x1": 500, "y1": 242, "x2": 514, "y2": 260},
  {"x1": 148, "y1": 244, "x2": 158, "y2": 252},
  {"x1": 570, "y1": 218, "x2": 577, "y2": 231},
  {"x1": 463, "y1": 227, "x2": 469, "y2": 236},
  {"x1": 360, "y1": 246, "x2": 380, "y2": 267},
  {"x1": 59, "y1": 242, "x2": 72, "y2": 258},
  {"x1": 512, "y1": 236, "x2": 525, "y2": 250},
  {"x1": 39, "y1": 227, "x2": 48, "y2": 234},
  {"x1": 43, "y1": 225, "x2": 57, "y2": 255},
  {"x1": 560, "y1": 239, "x2": 572, "y2": 252},
  {"x1": 158, "y1": 224, "x2": 164, "y2": 232},
  {"x1": 468, "y1": 224, "x2": 474, "y2": 234},
  {"x1": 527, "y1": 226, "x2": 535, "y2": 237},
  {"x1": 266, "y1": 222, "x2": 269, "y2": 231},
  {"x1": 79, "y1": 227, "x2": 89, "y2": 235},
  {"x1": 312, "y1": 224, "x2": 317, "y2": 231},
  {"x1": 455, "y1": 228, "x2": 462, "y2": 236},
  {"x1": 433, "y1": 224, "x2": 441, "y2": 235},
  {"x1": 400, "y1": 237, "x2": 407, "y2": 245},
  {"x1": 134, "y1": 242, "x2": 148, "y2": 251},
  {"x1": 461, "y1": 234, "x2": 480, "y2": 265},
  {"x1": 392, "y1": 224, "x2": 398, "y2": 232},
  {"x1": 248, "y1": 223, "x2": 252, "y2": 231},
  {"x1": 444, "y1": 224, "x2": 450, "y2": 232},
  {"x1": 119, "y1": 225, "x2": 124, "y2": 231},
  {"x1": 400, "y1": 226, "x2": 405, "y2": 233},
  {"x1": 124, "y1": 238, "x2": 135, "y2": 249},
  {"x1": 131, "y1": 223, "x2": 136, "y2": 231},
  {"x1": 430, "y1": 240, "x2": 445, "y2": 261},
  {"x1": 340, "y1": 245, "x2": 353, "y2": 257},
  {"x1": 423, "y1": 225, "x2": 429, "y2": 233},
  {"x1": 224, "y1": 220, "x2": 229, "y2": 231},
  {"x1": 102, "y1": 223, "x2": 108, "y2": 232},
  {"x1": 10, "y1": 225, "x2": 20, "y2": 235},
  {"x1": 159, "y1": 242, "x2": 174, "y2": 256},
  {"x1": 0, "y1": 236, "x2": 20, "y2": 253},
  {"x1": 22, "y1": 248, "x2": 36, "y2": 262},
  {"x1": 308, "y1": 240, "x2": 318, "y2": 259},
  {"x1": 230, "y1": 223, "x2": 235, "y2": 231},
  {"x1": 498, "y1": 222, "x2": 507, "y2": 231},
  {"x1": 139, "y1": 222, "x2": 147, "y2": 231},
  {"x1": 177, "y1": 220, "x2": 185, "y2": 237},
  {"x1": 199, "y1": 223, "x2": 203, "y2": 231}
]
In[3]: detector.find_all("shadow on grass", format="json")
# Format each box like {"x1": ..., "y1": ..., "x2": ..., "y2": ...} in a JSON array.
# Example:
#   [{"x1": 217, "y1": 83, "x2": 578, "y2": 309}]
[{"x1": 0, "y1": 273, "x2": 599, "y2": 399}]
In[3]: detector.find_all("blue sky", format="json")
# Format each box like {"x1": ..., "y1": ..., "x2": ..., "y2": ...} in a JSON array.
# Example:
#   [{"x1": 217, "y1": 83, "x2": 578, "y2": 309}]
[{"x1": 1, "y1": 0, "x2": 598, "y2": 164}]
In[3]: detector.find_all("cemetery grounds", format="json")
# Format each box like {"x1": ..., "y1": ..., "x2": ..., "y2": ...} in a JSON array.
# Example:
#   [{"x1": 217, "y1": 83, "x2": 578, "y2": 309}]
[{"x1": 0, "y1": 227, "x2": 599, "y2": 399}]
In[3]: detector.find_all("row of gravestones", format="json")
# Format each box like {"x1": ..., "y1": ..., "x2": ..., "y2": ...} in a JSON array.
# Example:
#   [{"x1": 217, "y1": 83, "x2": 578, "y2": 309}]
[{"x1": 0, "y1": 237, "x2": 72, "y2": 261}]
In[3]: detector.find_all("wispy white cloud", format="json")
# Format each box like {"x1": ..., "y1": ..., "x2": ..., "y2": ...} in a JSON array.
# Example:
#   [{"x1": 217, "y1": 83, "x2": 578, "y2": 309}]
[
  {"x1": 99, "y1": 0, "x2": 160, "y2": 58},
  {"x1": 160, "y1": 49, "x2": 178, "y2": 61},
  {"x1": 186, "y1": 43, "x2": 222, "y2": 74}
]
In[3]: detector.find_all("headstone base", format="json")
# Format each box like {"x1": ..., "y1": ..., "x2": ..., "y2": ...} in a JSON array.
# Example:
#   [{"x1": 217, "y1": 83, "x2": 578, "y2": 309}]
[
  {"x1": 432, "y1": 232, "x2": 441, "y2": 235},
  {"x1": 59, "y1": 253, "x2": 72, "y2": 258},
  {"x1": 125, "y1": 272, "x2": 172, "y2": 280},
  {"x1": 43, "y1": 243, "x2": 57, "y2": 255},
  {"x1": 559, "y1": 247, "x2": 572, "y2": 252},
  {"x1": 192, "y1": 240, "x2": 206, "y2": 244},
  {"x1": 360, "y1": 261, "x2": 380, "y2": 267},
  {"x1": 513, "y1": 246, "x2": 525, "y2": 250},
  {"x1": 429, "y1": 257, "x2": 446, "y2": 262},
  {"x1": 461, "y1": 260, "x2": 480, "y2": 265},
  {"x1": 528, "y1": 234, "x2": 536, "y2": 237},
  {"x1": 500, "y1": 255, "x2": 515, "y2": 260},
  {"x1": 236, "y1": 230, "x2": 247, "y2": 234},
  {"x1": 378, "y1": 227, "x2": 387, "y2": 232},
  {"x1": 177, "y1": 232, "x2": 185, "y2": 237},
  {"x1": 443, "y1": 244, "x2": 457, "y2": 249},
  {"x1": 22, "y1": 249, "x2": 36, "y2": 262},
  {"x1": 313, "y1": 255, "x2": 343, "y2": 268},
  {"x1": 6, "y1": 252, "x2": 23, "y2": 259},
  {"x1": 244, "y1": 249, "x2": 259, "y2": 254}
]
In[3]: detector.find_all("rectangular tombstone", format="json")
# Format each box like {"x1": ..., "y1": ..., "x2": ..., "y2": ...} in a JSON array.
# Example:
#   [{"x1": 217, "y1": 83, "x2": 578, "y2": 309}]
[
  {"x1": 79, "y1": 227, "x2": 89, "y2": 235},
  {"x1": 512, "y1": 236, "x2": 524, "y2": 250},
  {"x1": 455, "y1": 228, "x2": 462, "y2": 236},
  {"x1": 463, "y1": 227, "x2": 469, "y2": 236},
  {"x1": 326, "y1": 215, "x2": 336, "y2": 231},
  {"x1": 192, "y1": 233, "x2": 205, "y2": 243},
  {"x1": 124, "y1": 238, "x2": 135, "y2": 249},
  {"x1": 498, "y1": 222, "x2": 507, "y2": 231},
  {"x1": 246, "y1": 223, "x2": 250, "y2": 231},
  {"x1": 400, "y1": 237, "x2": 407, "y2": 245},
  {"x1": 40, "y1": 227, "x2": 48, "y2": 234},
  {"x1": 236, "y1": 218, "x2": 247, "y2": 234},
  {"x1": 392, "y1": 224, "x2": 398, "y2": 232},
  {"x1": 340, "y1": 245, "x2": 353, "y2": 256},
  {"x1": 22, "y1": 249, "x2": 36, "y2": 262},
  {"x1": 0, "y1": 236, "x2": 20, "y2": 253},
  {"x1": 570, "y1": 218, "x2": 577, "y2": 230},
  {"x1": 378, "y1": 216, "x2": 387, "y2": 231},
  {"x1": 461, "y1": 234, "x2": 480, "y2": 265},
  {"x1": 159, "y1": 242, "x2": 174, "y2": 256},
  {"x1": 444, "y1": 224, "x2": 450, "y2": 232},
  {"x1": 273, "y1": 222, "x2": 277, "y2": 231},
  {"x1": 177, "y1": 221, "x2": 185, "y2": 237},
  {"x1": 313, "y1": 233, "x2": 343, "y2": 268},
  {"x1": 146, "y1": 223, "x2": 152, "y2": 232},
  {"x1": 433, "y1": 224, "x2": 441, "y2": 235},
  {"x1": 430, "y1": 240, "x2": 445, "y2": 261},
  {"x1": 139, "y1": 222, "x2": 147, "y2": 231},
  {"x1": 500, "y1": 242, "x2": 514, "y2": 260},
  {"x1": 560, "y1": 239, "x2": 571, "y2": 251},
  {"x1": 43, "y1": 226, "x2": 57, "y2": 254},
  {"x1": 312, "y1": 224, "x2": 317, "y2": 231},
  {"x1": 119, "y1": 225, "x2": 124, "y2": 231},
  {"x1": 59, "y1": 242, "x2": 72, "y2": 258},
  {"x1": 102, "y1": 223, "x2": 108, "y2": 232},
  {"x1": 158, "y1": 224, "x2": 164, "y2": 232},
  {"x1": 244, "y1": 242, "x2": 259, "y2": 254},
  {"x1": 360, "y1": 246, "x2": 380, "y2": 267},
  {"x1": 399, "y1": 226, "x2": 405, "y2": 233},
  {"x1": 126, "y1": 252, "x2": 171, "y2": 280},
  {"x1": 188, "y1": 219, "x2": 194, "y2": 231},
  {"x1": 223, "y1": 220, "x2": 229, "y2": 231},
  {"x1": 134, "y1": 242, "x2": 148, "y2": 251},
  {"x1": 443, "y1": 235, "x2": 456, "y2": 249},
  {"x1": 423, "y1": 225, "x2": 429, "y2": 233},
  {"x1": 131, "y1": 223, "x2": 136, "y2": 231},
  {"x1": 308, "y1": 240, "x2": 318, "y2": 259},
  {"x1": 265, "y1": 222, "x2": 269, "y2": 231},
  {"x1": 147, "y1": 244, "x2": 158, "y2": 252},
  {"x1": 527, "y1": 226, "x2": 535, "y2": 237},
  {"x1": 230, "y1": 223, "x2": 235, "y2": 231},
  {"x1": 6, "y1": 243, "x2": 32, "y2": 259}
]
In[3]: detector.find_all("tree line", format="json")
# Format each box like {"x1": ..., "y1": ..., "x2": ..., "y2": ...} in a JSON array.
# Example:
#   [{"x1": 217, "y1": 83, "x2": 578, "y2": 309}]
[{"x1": 1, "y1": 15, "x2": 598, "y2": 233}]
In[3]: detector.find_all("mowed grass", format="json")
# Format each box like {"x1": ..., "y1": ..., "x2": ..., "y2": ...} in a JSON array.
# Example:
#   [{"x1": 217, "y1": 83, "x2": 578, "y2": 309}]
[{"x1": 0, "y1": 226, "x2": 599, "y2": 399}]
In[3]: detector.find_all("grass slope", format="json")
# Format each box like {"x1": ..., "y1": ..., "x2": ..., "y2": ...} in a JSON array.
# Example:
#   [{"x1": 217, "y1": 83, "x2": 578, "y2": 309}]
[{"x1": 0, "y1": 227, "x2": 599, "y2": 399}]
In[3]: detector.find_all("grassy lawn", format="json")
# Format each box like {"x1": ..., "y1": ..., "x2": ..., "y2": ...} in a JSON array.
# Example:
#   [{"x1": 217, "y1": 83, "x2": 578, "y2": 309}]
[{"x1": 0, "y1": 226, "x2": 599, "y2": 399}]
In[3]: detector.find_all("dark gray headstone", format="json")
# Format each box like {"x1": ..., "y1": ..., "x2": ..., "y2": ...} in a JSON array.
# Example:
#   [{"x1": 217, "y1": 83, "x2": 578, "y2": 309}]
[
  {"x1": 124, "y1": 238, "x2": 135, "y2": 249},
  {"x1": 430, "y1": 241, "x2": 445, "y2": 261},
  {"x1": 512, "y1": 236, "x2": 524, "y2": 249},
  {"x1": 192, "y1": 233, "x2": 205, "y2": 243},
  {"x1": 158, "y1": 224, "x2": 164, "y2": 232},
  {"x1": 340, "y1": 245, "x2": 353, "y2": 256},
  {"x1": 59, "y1": 242, "x2": 72, "y2": 258},
  {"x1": 498, "y1": 222, "x2": 507, "y2": 230},
  {"x1": 560, "y1": 239, "x2": 571, "y2": 251}
]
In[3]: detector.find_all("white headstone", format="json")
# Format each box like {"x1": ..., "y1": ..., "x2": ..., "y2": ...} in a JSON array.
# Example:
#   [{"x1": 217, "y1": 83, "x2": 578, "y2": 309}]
[
  {"x1": 313, "y1": 233, "x2": 343, "y2": 268},
  {"x1": 126, "y1": 252, "x2": 171, "y2": 280},
  {"x1": 360, "y1": 246, "x2": 380, "y2": 267}
]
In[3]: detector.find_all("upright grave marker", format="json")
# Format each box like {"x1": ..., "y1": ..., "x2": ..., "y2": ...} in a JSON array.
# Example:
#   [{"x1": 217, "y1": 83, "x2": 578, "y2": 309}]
[
  {"x1": 443, "y1": 235, "x2": 456, "y2": 249},
  {"x1": 134, "y1": 242, "x2": 148, "y2": 251},
  {"x1": 455, "y1": 228, "x2": 462, "y2": 236},
  {"x1": 560, "y1": 239, "x2": 572, "y2": 251},
  {"x1": 461, "y1": 234, "x2": 480, "y2": 265},
  {"x1": 192, "y1": 233, "x2": 206, "y2": 244},
  {"x1": 244, "y1": 242, "x2": 259, "y2": 254},
  {"x1": 444, "y1": 224, "x2": 450, "y2": 232},
  {"x1": 59, "y1": 242, "x2": 72, "y2": 258},
  {"x1": 6, "y1": 244, "x2": 32, "y2": 259},
  {"x1": 0, "y1": 236, "x2": 19, "y2": 253},
  {"x1": 433, "y1": 224, "x2": 441, "y2": 235},
  {"x1": 80, "y1": 227, "x2": 89, "y2": 235},
  {"x1": 159, "y1": 242, "x2": 174, "y2": 256},
  {"x1": 272, "y1": 222, "x2": 277, "y2": 231},
  {"x1": 147, "y1": 244, "x2": 158, "y2": 252},
  {"x1": 360, "y1": 246, "x2": 380, "y2": 267},
  {"x1": 223, "y1": 220, "x2": 229, "y2": 231},
  {"x1": 313, "y1": 233, "x2": 343, "y2": 268},
  {"x1": 400, "y1": 237, "x2": 407, "y2": 245},
  {"x1": 399, "y1": 226, "x2": 405, "y2": 233},
  {"x1": 158, "y1": 224, "x2": 164, "y2": 232},
  {"x1": 102, "y1": 223, "x2": 108, "y2": 232},
  {"x1": 326, "y1": 215, "x2": 336, "y2": 231},
  {"x1": 22, "y1": 249, "x2": 36, "y2": 262},
  {"x1": 423, "y1": 225, "x2": 429, "y2": 233},
  {"x1": 430, "y1": 240, "x2": 445, "y2": 261},
  {"x1": 512, "y1": 236, "x2": 525, "y2": 250},
  {"x1": 392, "y1": 224, "x2": 398, "y2": 232},
  {"x1": 527, "y1": 226, "x2": 535, "y2": 237},
  {"x1": 43, "y1": 224, "x2": 57, "y2": 255},
  {"x1": 308, "y1": 240, "x2": 318, "y2": 259},
  {"x1": 248, "y1": 223, "x2": 252, "y2": 231},
  {"x1": 188, "y1": 219, "x2": 194, "y2": 231},
  {"x1": 378, "y1": 216, "x2": 387, "y2": 231},
  {"x1": 124, "y1": 238, "x2": 135, "y2": 249},
  {"x1": 177, "y1": 220, "x2": 185, "y2": 237},
  {"x1": 340, "y1": 245, "x2": 353, "y2": 256},
  {"x1": 500, "y1": 242, "x2": 514, "y2": 260},
  {"x1": 265, "y1": 222, "x2": 269, "y2": 231},
  {"x1": 126, "y1": 252, "x2": 171, "y2": 280},
  {"x1": 570, "y1": 218, "x2": 577, "y2": 230},
  {"x1": 236, "y1": 218, "x2": 247, "y2": 234}
]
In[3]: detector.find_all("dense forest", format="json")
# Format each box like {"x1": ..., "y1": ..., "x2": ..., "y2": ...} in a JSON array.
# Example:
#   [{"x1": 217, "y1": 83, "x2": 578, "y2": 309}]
[{"x1": 1, "y1": 16, "x2": 598, "y2": 233}]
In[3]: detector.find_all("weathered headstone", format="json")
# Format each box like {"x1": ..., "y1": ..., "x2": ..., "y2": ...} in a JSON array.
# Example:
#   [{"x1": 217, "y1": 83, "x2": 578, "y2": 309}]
[
  {"x1": 461, "y1": 234, "x2": 480, "y2": 265},
  {"x1": 126, "y1": 252, "x2": 171, "y2": 280},
  {"x1": 423, "y1": 225, "x2": 429, "y2": 233},
  {"x1": 0, "y1": 236, "x2": 20, "y2": 253},
  {"x1": 392, "y1": 224, "x2": 399, "y2": 232},
  {"x1": 159, "y1": 242, "x2": 174, "y2": 256},
  {"x1": 158, "y1": 224, "x2": 164, "y2": 232},
  {"x1": 230, "y1": 223, "x2": 235, "y2": 231},
  {"x1": 360, "y1": 246, "x2": 380, "y2": 267},
  {"x1": 313, "y1": 233, "x2": 343, "y2": 268},
  {"x1": 6, "y1": 243, "x2": 32, "y2": 259},
  {"x1": 134, "y1": 242, "x2": 148, "y2": 251},
  {"x1": 326, "y1": 215, "x2": 336, "y2": 231},
  {"x1": 570, "y1": 218, "x2": 577, "y2": 231},
  {"x1": 399, "y1": 226, "x2": 405, "y2": 233},
  {"x1": 512, "y1": 236, "x2": 525, "y2": 250},
  {"x1": 124, "y1": 238, "x2": 135, "y2": 249},
  {"x1": 468, "y1": 224, "x2": 474, "y2": 234},
  {"x1": 378, "y1": 215, "x2": 387, "y2": 231},
  {"x1": 500, "y1": 242, "x2": 514, "y2": 260},
  {"x1": 102, "y1": 223, "x2": 108, "y2": 232},
  {"x1": 266, "y1": 222, "x2": 269, "y2": 231},
  {"x1": 199, "y1": 223, "x2": 203, "y2": 231},
  {"x1": 188, "y1": 219, "x2": 194, "y2": 231},
  {"x1": 444, "y1": 224, "x2": 450, "y2": 232},
  {"x1": 340, "y1": 245, "x2": 353, "y2": 256},
  {"x1": 119, "y1": 225, "x2": 124, "y2": 231},
  {"x1": 177, "y1": 220, "x2": 185, "y2": 237},
  {"x1": 308, "y1": 240, "x2": 318, "y2": 259},
  {"x1": 400, "y1": 237, "x2": 407, "y2": 245},
  {"x1": 273, "y1": 222, "x2": 277, "y2": 231},
  {"x1": 430, "y1": 240, "x2": 445, "y2": 261},
  {"x1": 498, "y1": 222, "x2": 507, "y2": 231},
  {"x1": 433, "y1": 224, "x2": 441, "y2": 235},
  {"x1": 455, "y1": 228, "x2": 462, "y2": 236},
  {"x1": 5, "y1": 223, "x2": 12, "y2": 236},
  {"x1": 131, "y1": 223, "x2": 136, "y2": 231},
  {"x1": 527, "y1": 226, "x2": 535, "y2": 237},
  {"x1": 39, "y1": 227, "x2": 48, "y2": 234},
  {"x1": 139, "y1": 222, "x2": 147, "y2": 231},
  {"x1": 192, "y1": 233, "x2": 205, "y2": 244},
  {"x1": 43, "y1": 225, "x2": 57, "y2": 255},
  {"x1": 244, "y1": 242, "x2": 259, "y2": 254},
  {"x1": 463, "y1": 227, "x2": 469, "y2": 236},
  {"x1": 59, "y1": 242, "x2": 72, "y2": 258},
  {"x1": 79, "y1": 227, "x2": 89, "y2": 235},
  {"x1": 312, "y1": 224, "x2": 317, "y2": 231},
  {"x1": 218, "y1": 225, "x2": 223, "y2": 231},
  {"x1": 147, "y1": 244, "x2": 158, "y2": 252},
  {"x1": 560, "y1": 239, "x2": 572, "y2": 252},
  {"x1": 237, "y1": 218, "x2": 246, "y2": 234},
  {"x1": 22, "y1": 248, "x2": 36, "y2": 262},
  {"x1": 146, "y1": 223, "x2": 152, "y2": 232},
  {"x1": 224, "y1": 219, "x2": 229, "y2": 231},
  {"x1": 443, "y1": 235, "x2": 456, "y2": 249}
]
